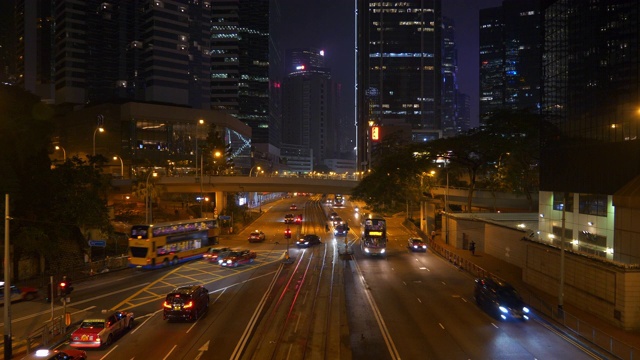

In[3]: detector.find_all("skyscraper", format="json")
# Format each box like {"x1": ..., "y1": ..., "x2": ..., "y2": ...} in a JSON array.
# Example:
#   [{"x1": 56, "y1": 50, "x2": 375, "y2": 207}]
[
  {"x1": 357, "y1": 0, "x2": 443, "y2": 171},
  {"x1": 479, "y1": 0, "x2": 542, "y2": 123},
  {"x1": 281, "y1": 48, "x2": 339, "y2": 170},
  {"x1": 51, "y1": 0, "x2": 212, "y2": 108},
  {"x1": 211, "y1": 0, "x2": 270, "y2": 145},
  {"x1": 441, "y1": 16, "x2": 458, "y2": 137}
]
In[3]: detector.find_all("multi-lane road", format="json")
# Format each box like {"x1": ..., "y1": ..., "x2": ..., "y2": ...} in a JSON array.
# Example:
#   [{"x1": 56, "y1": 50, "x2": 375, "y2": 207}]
[{"x1": 8, "y1": 195, "x2": 605, "y2": 359}]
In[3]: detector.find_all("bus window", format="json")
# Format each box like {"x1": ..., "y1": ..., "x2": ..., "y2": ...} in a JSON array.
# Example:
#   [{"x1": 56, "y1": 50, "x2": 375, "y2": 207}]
[{"x1": 130, "y1": 247, "x2": 149, "y2": 258}]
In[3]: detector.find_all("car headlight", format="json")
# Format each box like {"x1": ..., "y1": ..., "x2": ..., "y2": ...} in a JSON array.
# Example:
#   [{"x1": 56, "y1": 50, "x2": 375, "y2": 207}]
[
  {"x1": 422, "y1": 245, "x2": 427, "y2": 249},
  {"x1": 523, "y1": 307, "x2": 530, "y2": 313},
  {"x1": 381, "y1": 249, "x2": 386, "y2": 254},
  {"x1": 413, "y1": 245, "x2": 418, "y2": 248},
  {"x1": 364, "y1": 248, "x2": 370, "y2": 253},
  {"x1": 226, "y1": 260, "x2": 232, "y2": 264},
  {"x1": 499, "y1": 306, "x2": 509, "y2": 313}
]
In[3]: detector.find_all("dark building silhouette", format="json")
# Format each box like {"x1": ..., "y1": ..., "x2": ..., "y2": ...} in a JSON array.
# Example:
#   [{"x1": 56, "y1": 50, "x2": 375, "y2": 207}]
[
  {"x1": 281, "y1": 48, "x2": 339, "y2": 171},
  {"x1": 357, "y1": 0, "x2": 443, "y2": 172},
  {"x1": 479, "y1": 0, "x2": 542, "y2": 123}
]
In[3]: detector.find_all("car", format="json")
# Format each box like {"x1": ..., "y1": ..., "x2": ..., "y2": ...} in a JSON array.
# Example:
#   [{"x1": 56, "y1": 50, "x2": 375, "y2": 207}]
[
  {"x1": 0, "y1": 281, "x2": 39, "y2": 305},
  {"x1": 69, "y1": 310, "x2": 134, "y2": 348},
  {"x1": 163, "y1": 285, "x2": 210, "y2": 322},
  {"x1": 284, "y1": 214, "x2": 295, "y2": 223},
  {"x1": 290, "y1": 204, "x2": 298, "y2": 210},
  {"x1": 296, "y1": 234, "x2": 321, "y2": 247},
  {"x1": 295, "y1": 214, "x2": 303, "y2": 224},
  {"x1": 329, "y1": 211, "x2": 338, "y2": 220},
  {"x1": 408, "y1": 237, "x2": 427, "y2": 252},
  {"x1": 220, "y1": 250, "x2": 257, "y2": 267},
  {"x1": 334, "y1": 224, "x2": 349, "y2": 236},
  {"x1": 354, "y1": 206, "x2": 360, "y2": 213},
  {"x1": 332, "y1": 216, "x2": 343, "y2": 226},
  {"x1": 474, "y1": 277, "x2": 530, "y2": 321},
  {"x1": 203, "y1": 247, "x2": 233, "y2": 263},
  {"x1": 248, "y1": 230, "x2": 266, "y2": 242},
  {"x1": 21, "y1": 349, "x2": 87, "y2": 360}
]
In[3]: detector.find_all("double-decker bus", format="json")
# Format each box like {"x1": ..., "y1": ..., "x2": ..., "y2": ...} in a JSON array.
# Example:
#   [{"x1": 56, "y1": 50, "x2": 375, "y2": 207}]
[
  {"x1": 333, "y1": 194, "x2": 344, "y2": 207},
  {"x1": 361, "y1": 213, "x2": 387, "y2": 256},
  {"x1": 128, "y1": 218, "x2": 219, "y2": 269}
]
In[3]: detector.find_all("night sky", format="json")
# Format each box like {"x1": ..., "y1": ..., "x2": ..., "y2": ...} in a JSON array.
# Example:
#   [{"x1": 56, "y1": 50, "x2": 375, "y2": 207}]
[{"x1": 274, "y1": 0, "x2": 503, "y2": 128}]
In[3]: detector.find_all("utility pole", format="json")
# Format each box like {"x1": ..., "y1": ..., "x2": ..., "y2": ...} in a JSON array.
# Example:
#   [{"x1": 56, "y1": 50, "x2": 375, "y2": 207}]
[{"x1": 4, "y1": 194, "x2": 12, "y2": 360}]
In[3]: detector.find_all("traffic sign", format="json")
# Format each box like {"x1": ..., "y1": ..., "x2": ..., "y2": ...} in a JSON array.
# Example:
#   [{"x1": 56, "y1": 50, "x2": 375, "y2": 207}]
[
  {"x1": 218, "y1": 215, "x2": 231, "y2": 220},
  {"x1": 88, "y1": 240, "x2": 107, "y2": 247}
]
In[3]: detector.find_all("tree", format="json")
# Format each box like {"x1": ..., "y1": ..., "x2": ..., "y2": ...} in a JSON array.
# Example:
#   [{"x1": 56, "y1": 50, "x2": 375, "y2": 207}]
[{"x1": 0, "y1": 85, "x2": 57, "y2": 277}]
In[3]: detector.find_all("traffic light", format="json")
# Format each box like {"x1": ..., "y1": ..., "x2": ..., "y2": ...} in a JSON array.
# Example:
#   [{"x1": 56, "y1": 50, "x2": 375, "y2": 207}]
[
  {"x1": 59, "y1": 281, "x2": 68, "y2": 296},
  {"x1": 59, "y1": 278, "x2": 73, "y2": 296}
]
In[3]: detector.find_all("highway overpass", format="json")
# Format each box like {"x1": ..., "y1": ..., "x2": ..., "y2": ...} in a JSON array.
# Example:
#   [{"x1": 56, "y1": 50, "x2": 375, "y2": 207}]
[{"x1": 156, "y1": 175, "x2": 359, "y2": 195}]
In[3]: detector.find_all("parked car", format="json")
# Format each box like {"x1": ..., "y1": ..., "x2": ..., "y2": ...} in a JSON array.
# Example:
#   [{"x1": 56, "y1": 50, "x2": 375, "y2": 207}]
[
  {"x1": 474, "y1": 277, "x2": 530, "y2": 321},
  {"x1": 296, "y1": 234, "x2": 322, "y2": 247},
  {"x1": 21, "y1": 349, "x2": 87, "y2": 360},
  {"x1": 220, "y1": 250, "x2": 257, "y2": 267},
  {"x1": 69, "y1": 310, "x2": 134, "y2": 348},
  {"x1": 0, "y1": 281, "x2": 39, "y2": 305},
  {"x1": 248, "y1": 230, "x2": 266, "y2": 242},
  {"x1": 203, "y1": 247, "x2": 233, "y2": 263},
  {"x1": 163, "y1": 285, "x2": 210, "y2": 322},
  {"x1": 407, "y1": 237, "x2": 427, "y2": 252}
]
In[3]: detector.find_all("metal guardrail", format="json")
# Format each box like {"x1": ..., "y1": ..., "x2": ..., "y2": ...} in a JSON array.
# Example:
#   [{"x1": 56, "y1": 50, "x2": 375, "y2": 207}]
[{"x1": 25, "y1": 316, "x2": 66, "y2": 354}]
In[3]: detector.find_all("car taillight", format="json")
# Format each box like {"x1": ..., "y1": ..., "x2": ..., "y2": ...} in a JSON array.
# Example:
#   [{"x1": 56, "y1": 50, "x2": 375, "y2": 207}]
[
  {"x1": 184, "y1": 301, "x2": 194, "y2": 309},
  {"x1": 163, "y1": 301, "x2": 172, "y2": 309}
]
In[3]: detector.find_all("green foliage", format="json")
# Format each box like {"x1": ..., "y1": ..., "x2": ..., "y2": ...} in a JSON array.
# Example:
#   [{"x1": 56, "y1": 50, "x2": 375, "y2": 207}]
[
  {"x1": 353, "y1": 110, "x2": 553, "y2": 212},
  {"x1": 0, "y1": 85, "x2": 114, "y2": 277}
]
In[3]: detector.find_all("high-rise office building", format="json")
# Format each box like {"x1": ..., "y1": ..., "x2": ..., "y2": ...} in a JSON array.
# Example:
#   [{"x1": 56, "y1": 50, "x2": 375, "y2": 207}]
[
  {"x1": 50, "y1": 0, "x2": 212, "y2": 108},
  {"x1": 357, "y1": 0, "x2": 443, "y2": 172},
  {"x1": 281, "y1": 48, "x2": 339, "y2": 170},
  {"x1": 14, "y1": 0, "x2": 54, "y2": 101},
  {"x1": 442, "y1": 16, "x2": 458, "y2": 137},
  {"x1": 479, "y1": 0, "x2": 542, "y2": 123},
  {"x1": 211, "y1": 0, "x2": 270, "y2": 145}
]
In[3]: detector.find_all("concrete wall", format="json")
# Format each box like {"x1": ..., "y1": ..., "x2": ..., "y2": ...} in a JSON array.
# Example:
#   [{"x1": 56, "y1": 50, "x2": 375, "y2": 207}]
[{"x1": 447, "y1": 215, "x2": 640, "y2": 330}]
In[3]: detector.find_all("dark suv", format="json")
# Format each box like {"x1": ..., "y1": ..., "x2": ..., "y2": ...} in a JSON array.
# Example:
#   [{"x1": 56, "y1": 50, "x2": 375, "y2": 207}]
[
  {"x1": 163, "y1": 285, "x2": 209, "y2": 322},
  {"x1": 474, "y1": 277, "x2": 530, "y2": 321}
]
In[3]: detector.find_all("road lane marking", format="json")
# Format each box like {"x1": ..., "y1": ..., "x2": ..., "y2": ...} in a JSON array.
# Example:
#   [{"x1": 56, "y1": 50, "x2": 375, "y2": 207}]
[
  {"x1": 163, "y1": 345, "x2": 177, "y2": 360},
  {"x1": 99, "y1": 344, "x2": 119, "y2": 360}
]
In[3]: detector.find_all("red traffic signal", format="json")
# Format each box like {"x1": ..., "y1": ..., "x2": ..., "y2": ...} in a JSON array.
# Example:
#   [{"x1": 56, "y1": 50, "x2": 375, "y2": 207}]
[{"x1": 59, "y1": 282, "x2": 67, "y2": 295}]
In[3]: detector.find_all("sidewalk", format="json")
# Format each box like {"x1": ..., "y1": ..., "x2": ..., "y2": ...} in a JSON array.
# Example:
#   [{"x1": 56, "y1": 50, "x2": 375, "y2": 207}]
[{"x1": 429, "y1": 232, "x2": 640, "y2": 359}]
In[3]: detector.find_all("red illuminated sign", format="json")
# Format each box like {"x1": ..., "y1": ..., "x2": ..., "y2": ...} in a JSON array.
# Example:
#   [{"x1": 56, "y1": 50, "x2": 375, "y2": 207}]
[{"x1": 371, "y1": 126, "x2": 380, "y2": 141}]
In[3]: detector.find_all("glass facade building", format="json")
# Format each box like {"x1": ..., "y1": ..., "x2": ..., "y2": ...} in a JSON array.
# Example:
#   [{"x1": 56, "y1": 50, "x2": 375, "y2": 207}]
[
  {"x1": 479, "y1": 0, "x2": 542, "y2": 123},
  {"x1": 357, "y1": 0, "x2": 442, "y2": 171}
]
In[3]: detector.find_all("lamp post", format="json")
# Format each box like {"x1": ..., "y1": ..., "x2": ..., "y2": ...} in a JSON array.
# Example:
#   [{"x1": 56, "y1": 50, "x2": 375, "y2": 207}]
[
  {"x1": 145, "y1": 171, "x2": 158, "y2": 224},
  {"x1": 55, "y1": 145, "x2": 66, "y2": 162},
  {"x1": 113, "y1": 155, "x2": 124, "y2": 178},
  {"x1": 92, "y1": 127, "x2": 105, "y2": 156},
  {"x1": 445, "y1": 163, "x2": 450, "y2": 245},
  {"x1": 195, "y1": 119, "x2": 204, "y2": 176},
  {"x1": 249, "y1": 165, "x2": 262, "y2": 177}
]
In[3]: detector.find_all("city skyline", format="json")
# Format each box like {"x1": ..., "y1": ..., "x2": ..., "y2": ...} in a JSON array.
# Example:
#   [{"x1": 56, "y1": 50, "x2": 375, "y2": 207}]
[{"x1": 275, "y1": 0, "x2": 503, "y2": 128}]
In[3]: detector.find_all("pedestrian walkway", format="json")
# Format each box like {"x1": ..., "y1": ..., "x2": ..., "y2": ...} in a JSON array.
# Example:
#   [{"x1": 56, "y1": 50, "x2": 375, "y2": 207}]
[{"x1": 428, "y1": 230, "x2": 639, "y2": 360}]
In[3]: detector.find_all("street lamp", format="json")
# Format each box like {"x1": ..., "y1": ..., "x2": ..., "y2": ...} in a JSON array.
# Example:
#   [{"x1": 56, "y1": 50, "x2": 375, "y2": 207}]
[
  {"x1": 113, "y1": 155, "x2": 124, "y2": 178},
  {"x1": 93, "y1": 127, "x2": 105, "y2": 156},
  {"x1": 195, "y1": 119, "x2": 204, "y2": 176},
  {"x1": 145, "y1": 171, "x2": 158, "y2": 224},
  {"x1": 249, "y1": 165, "x2": 262, "y2": 177},
  {"x1": 55, "y1": 145, "x2": 66, "y2": 162}
]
